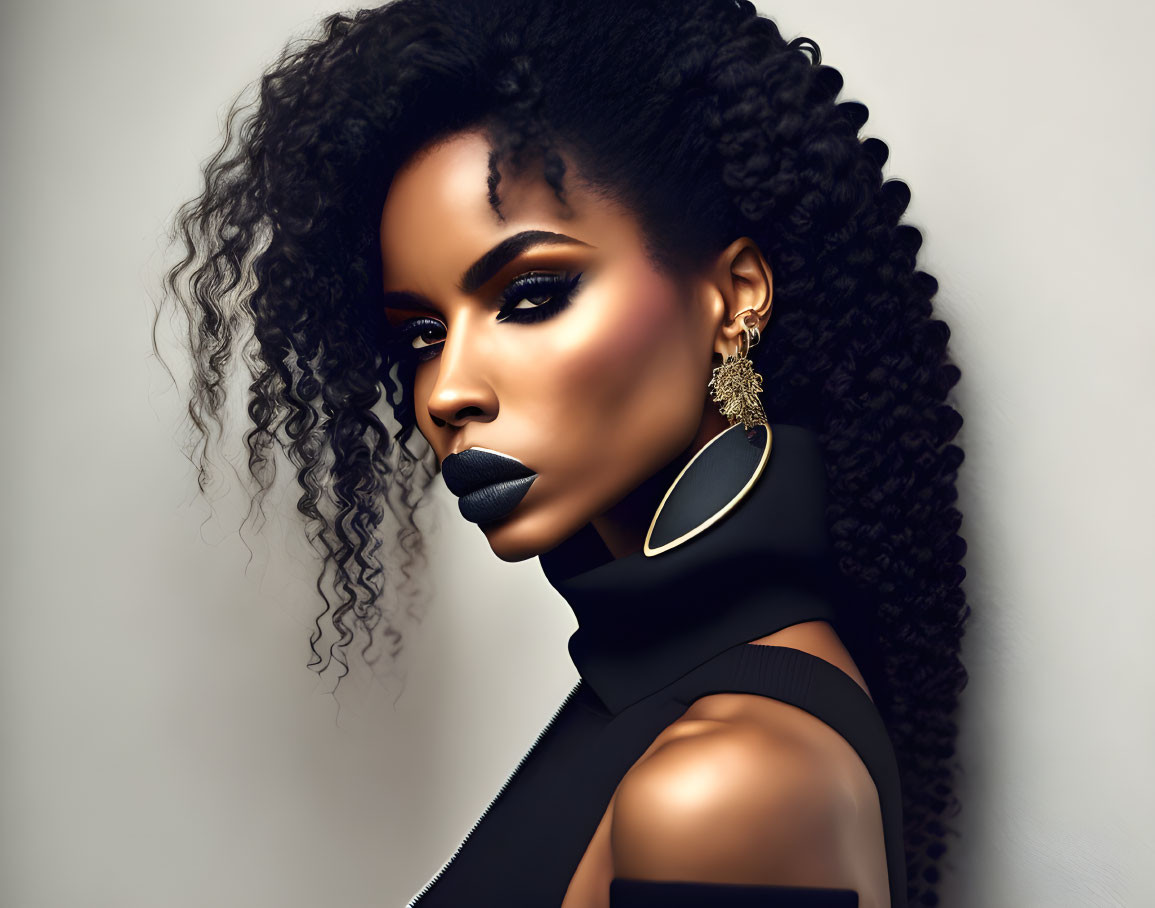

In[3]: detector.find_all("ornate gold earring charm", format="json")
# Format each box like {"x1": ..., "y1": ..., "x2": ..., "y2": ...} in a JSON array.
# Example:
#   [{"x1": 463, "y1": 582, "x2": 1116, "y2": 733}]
[{"x1": 708, "y1": 310, "x2": 768, "y2": 430}]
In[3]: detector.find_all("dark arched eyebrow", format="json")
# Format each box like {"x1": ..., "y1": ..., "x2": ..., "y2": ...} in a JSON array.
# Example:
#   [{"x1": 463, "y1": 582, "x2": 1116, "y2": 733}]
[{"x1": 382, "y1": 229, "x2": 593, "y2": 313}]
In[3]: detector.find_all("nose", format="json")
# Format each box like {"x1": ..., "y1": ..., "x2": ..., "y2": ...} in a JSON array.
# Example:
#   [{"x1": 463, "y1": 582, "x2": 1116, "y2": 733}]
[{"x1": 425, "y1": 316, "x2": 498, "y2": 429}]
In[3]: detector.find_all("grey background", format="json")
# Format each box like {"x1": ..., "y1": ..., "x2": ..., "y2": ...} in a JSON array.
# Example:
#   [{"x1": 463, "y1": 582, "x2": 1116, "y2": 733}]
[{"x1": 2, "y1": 1, "x2": 1152, "y2": 905}]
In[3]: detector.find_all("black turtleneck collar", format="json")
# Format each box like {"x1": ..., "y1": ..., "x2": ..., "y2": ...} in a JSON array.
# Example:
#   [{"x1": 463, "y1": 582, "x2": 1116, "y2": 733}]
[{"x1": 538, "y1": 423, "x2": 847, "y2": 715}]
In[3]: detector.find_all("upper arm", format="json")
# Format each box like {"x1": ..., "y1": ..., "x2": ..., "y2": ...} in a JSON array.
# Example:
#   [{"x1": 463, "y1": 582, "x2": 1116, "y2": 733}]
[{"x1": 610, "y1": 721, "x2": 859, "y2": 889}]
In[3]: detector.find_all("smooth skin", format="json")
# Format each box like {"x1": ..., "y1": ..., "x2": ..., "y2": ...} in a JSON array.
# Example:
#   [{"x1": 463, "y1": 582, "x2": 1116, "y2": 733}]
[{"x1": 380, "y1": 129, "x2": 889, "y2": 908}]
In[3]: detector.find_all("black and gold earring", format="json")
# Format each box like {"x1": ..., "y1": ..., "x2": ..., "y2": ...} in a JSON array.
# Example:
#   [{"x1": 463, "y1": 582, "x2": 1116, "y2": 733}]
[{"x1": 644, "y1": 310, "x2": 772, "y2": 557}]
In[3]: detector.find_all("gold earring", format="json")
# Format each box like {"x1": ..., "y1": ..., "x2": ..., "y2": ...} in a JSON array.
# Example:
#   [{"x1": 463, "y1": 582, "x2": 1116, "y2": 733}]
[{"x1": 708, "y1": 309, "x2": 768, "y2": 429}]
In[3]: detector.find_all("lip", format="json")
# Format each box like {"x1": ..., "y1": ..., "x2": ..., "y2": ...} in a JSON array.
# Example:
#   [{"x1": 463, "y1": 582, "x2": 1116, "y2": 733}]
[{"x1": 441, "y1": 447, "x2": 538, "y2": 525}]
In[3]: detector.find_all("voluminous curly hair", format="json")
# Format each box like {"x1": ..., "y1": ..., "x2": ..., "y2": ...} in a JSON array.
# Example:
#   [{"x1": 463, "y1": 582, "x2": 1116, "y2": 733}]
[{"x1": 154, "y1": 0, "x2": 969, "y2": 902}]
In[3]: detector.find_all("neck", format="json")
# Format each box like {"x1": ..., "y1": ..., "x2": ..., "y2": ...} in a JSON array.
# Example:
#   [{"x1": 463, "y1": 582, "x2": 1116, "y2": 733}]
[{"x1": 540, "y1": 423, "x2": 847, "y2": 714}]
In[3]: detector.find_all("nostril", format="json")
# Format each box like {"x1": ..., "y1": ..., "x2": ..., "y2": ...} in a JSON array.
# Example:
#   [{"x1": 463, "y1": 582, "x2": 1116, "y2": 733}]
[{"x1": 430, "y1": 405, "x2": 486, "y2": 430}]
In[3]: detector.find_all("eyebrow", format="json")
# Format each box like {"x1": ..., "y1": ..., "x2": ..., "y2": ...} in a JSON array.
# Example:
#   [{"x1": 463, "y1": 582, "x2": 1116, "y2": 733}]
[{"x1": 382, "y1": 229, "x2": 593, "y2": 313}]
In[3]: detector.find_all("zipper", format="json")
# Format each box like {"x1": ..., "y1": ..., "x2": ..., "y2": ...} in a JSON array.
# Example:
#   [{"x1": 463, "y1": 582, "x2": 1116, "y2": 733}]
[{"x1": 405, "y1": 678, "x2": 584, "y2": 906}]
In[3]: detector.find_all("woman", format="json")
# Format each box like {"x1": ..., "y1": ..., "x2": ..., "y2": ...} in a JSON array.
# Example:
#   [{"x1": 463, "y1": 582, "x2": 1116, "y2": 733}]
[{"x1": 157, "y1": 0, "x2": 969, "y2": 905}]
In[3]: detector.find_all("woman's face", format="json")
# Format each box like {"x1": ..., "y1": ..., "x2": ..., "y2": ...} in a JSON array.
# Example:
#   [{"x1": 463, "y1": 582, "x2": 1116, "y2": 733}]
[{"x1": 379, "y1": 129, "x2": 749, "y2": 562}]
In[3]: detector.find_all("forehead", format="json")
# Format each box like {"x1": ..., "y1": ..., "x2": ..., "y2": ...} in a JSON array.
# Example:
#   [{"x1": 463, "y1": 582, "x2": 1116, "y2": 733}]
[
  {"x1": 378, "y1": 130, "x2": 638, "y2": 288},
  {"x1": 380, "y1": 131, "x2": 498, "y2": 257}
]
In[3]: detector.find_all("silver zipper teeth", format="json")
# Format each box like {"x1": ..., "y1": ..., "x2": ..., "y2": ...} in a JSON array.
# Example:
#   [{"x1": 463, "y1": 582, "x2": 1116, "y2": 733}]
[{"x1": 404, "y1": 679, "x2": 584, "y2": 907}]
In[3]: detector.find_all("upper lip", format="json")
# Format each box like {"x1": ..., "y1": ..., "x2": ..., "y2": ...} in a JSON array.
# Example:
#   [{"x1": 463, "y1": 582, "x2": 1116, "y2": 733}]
[{"x1": 441, "y1": 447, "x2": 536, "y2": 497}]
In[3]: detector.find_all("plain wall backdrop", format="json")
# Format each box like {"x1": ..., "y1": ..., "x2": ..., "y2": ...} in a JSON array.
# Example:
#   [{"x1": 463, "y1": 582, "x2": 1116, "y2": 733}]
[{"x1": 2, "y1": 1, "x2": 1152, "y2": 905}]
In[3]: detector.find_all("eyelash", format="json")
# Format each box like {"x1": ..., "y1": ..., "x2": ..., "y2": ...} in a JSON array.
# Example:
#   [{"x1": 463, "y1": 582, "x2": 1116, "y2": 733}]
[{"x1": 393, "y1": 271, "x2": 584, "y2": 362}]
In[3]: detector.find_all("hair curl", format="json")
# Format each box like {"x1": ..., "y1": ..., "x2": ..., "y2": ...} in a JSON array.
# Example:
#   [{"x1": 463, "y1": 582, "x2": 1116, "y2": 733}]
[{"x1": 154, "y1": 0, "x2": 969, "y2": 902}]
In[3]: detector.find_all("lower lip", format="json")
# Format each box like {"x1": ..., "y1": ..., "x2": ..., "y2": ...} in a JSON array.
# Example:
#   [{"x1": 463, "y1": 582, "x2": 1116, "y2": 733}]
[{"x1": 457, "y1": 474, "x2": 538, "y2": 525}]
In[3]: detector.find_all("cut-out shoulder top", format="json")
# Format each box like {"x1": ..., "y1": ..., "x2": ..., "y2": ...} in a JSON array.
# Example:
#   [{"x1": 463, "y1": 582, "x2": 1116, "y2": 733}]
[{"x1": 405, "y1": 425, "x2": 906, "y2": 907}]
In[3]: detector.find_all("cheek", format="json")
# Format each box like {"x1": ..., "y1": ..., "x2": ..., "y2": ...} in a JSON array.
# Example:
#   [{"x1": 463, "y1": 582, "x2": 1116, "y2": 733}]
[
  {"x1": 538, "y1": 266, "x2": 706, "y2": 443},
  {"x1": 411, "y1": 364, "x2": 440, "y2": 441}
]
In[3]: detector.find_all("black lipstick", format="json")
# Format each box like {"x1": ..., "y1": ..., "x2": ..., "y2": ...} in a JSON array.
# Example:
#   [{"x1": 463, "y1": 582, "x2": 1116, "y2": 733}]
[{"x1": 441, "y1": 447, "x2": 538, "y2": 525}]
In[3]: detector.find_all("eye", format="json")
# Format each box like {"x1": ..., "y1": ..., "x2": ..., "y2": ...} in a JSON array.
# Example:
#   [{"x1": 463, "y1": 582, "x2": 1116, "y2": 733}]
[
  {"x1": 495, "y1": 271, "x2": 584, "y2": 324},
  {"x1": 387, "y1": 271, "x2": 585, "y2": 363},
  {"x1": 392, "y1": 316, "x2": 445, "y2": 361}
]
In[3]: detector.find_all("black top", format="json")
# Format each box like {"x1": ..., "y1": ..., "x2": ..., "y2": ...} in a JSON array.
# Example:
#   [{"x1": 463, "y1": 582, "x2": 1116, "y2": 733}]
[{"x1": 406, "y1": 425, "x2": 906, "y2": 907}]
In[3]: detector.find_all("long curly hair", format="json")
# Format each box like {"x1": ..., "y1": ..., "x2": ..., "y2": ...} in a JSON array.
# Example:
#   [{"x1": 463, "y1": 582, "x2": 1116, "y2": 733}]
[{"x1": 154, "y1": 0, "x2": 969, "y2": 902}]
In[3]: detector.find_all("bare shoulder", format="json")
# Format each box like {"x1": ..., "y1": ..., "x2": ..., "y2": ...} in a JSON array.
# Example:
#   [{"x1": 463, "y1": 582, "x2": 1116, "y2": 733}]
[{"x1": 610, "y1": 696, "x2": 885, "y2": 898}]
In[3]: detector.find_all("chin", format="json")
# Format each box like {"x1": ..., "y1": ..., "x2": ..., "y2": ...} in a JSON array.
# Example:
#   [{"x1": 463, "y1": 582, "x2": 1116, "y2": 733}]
[{"x1": 478, "y1": 501, "x2": 580, "y2": 563}]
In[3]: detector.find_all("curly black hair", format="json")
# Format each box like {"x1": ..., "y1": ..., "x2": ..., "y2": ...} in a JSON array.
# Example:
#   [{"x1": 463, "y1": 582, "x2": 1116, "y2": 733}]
[{"x1": 153, "y1": 0, "x2": 969, "y2": 902}]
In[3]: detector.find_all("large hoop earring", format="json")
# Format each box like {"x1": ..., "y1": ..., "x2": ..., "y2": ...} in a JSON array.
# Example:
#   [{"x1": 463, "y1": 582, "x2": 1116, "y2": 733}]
[
  {"x1": 643, "y1": 309, "x2": 773, "y2": 557},
  {"x1": 643, "y1": 421, "x2": 773, "y2": 557}
]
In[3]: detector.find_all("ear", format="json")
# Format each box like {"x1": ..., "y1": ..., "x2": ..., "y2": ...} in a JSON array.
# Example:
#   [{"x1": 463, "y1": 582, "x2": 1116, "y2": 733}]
[{"x1": 699, "y1": 237, "x2": 773, "y2": 360}]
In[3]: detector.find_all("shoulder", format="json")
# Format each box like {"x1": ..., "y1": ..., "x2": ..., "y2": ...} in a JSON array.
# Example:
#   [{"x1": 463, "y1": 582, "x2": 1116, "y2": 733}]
[{"x1": 610, "y1": 703, "x2": 862, "y2": 887}]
